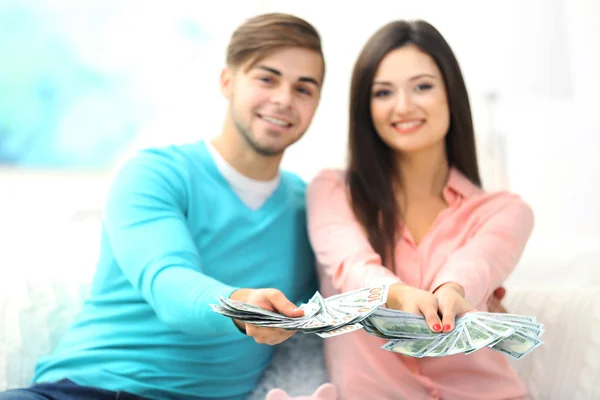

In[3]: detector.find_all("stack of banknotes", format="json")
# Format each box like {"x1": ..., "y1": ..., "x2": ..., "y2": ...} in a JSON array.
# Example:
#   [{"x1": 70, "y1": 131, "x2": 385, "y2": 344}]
[
  {"x1": 210, "y1": 285, "x2": 543, "y2": 359},
  {"x1": 363, "y1": 308, "x2": 544, "y2": 359},
  {"x1": 210, "y1": 285, "x2": 389, "y2": 338}
]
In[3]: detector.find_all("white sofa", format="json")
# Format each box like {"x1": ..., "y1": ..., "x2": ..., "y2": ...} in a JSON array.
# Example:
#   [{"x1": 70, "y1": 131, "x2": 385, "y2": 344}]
[
  {"x1": 1, "y1": 278, "x2": 599, "y2": 399},
  {"x1": 1, "y1": 235, "x2": 599, "y2": 399}
]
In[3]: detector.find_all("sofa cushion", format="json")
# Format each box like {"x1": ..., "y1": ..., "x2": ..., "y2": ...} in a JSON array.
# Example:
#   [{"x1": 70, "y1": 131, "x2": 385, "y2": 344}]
[
  {"x1": 249, "y1": 333, "x2": 328, "y2": 399},
  {"x1": 504, "y1": 286, "x2": 600, "y2": 400},
  {"x1": 0, "y1": 279, "x2": 89, "y2": 390}
]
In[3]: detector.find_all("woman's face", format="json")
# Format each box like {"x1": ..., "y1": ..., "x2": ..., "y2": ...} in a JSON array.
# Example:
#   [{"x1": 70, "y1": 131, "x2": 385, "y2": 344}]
[{"x1": 370, "y1": 45, "x2": 450, "y2": 156}]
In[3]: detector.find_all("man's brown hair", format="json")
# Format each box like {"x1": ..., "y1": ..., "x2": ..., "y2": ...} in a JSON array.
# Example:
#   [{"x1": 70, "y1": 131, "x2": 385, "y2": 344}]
[{"x1": 226, "y1": 13, "x2": 324, "y2": 74}]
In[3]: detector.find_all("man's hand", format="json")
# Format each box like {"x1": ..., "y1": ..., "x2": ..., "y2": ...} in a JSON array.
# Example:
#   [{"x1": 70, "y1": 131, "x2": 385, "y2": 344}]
[
  {"x1": 229, "y1": 288, "x2": 303, "y2": 345},
  {"x1": 487, "y1": 286, "x2": 508, "y2": 313}
]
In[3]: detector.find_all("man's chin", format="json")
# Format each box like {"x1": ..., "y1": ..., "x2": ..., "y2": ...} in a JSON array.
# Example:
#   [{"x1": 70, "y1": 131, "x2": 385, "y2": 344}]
[
  {"x1": 252, "y1": 144, "x2": 286, "y2": 157},
  {"x1": 241, "y1": 127, "x2": 302, "y2": 157},
  {"x1": 250, "y1": 137, "x2": 296, "y2": 157}
]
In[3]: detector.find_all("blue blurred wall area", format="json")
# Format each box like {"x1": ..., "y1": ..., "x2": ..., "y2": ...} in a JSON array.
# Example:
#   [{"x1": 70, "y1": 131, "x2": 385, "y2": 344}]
[{"x1": 0, "y1": 1, "x2": 209, "y2": 169}]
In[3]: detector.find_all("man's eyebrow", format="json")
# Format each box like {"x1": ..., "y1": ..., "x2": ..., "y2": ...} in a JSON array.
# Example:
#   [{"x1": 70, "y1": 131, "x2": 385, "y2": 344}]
[
  {"x1": 299, "y1": 76, "x2": 320, "y2": 87},
  {"x1": 255, "y1": 65, "x2": 320, "y2": 87},
  {"x1": 255, "y1": 65, "x2": 281, "y2": 76}
]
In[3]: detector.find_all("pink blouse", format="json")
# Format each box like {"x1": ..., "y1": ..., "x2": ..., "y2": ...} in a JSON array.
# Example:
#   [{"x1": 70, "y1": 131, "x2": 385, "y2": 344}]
[{"x1": 306, "y1": 167, "x2": 534, "y2": 400}]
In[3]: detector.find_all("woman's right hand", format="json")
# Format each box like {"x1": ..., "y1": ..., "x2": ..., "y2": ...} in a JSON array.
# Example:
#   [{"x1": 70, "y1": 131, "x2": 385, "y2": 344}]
[{"x1": 386, "y1": 283, "x2": 443, "y2": 333}]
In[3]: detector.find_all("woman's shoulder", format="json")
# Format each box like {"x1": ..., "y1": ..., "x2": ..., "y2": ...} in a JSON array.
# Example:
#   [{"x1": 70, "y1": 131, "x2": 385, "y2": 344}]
[
  {"x1": 450, "y1": 168, "x2": 532, "y2": 214},
  {"x1": 306, "y1": 168, "x2": 352, "y2": 204},
  {"x1": 461, "y1": 188, "x2": 534, "y2": 228},
  {"x1": 312, "y1": 168, "x2": 346, "y2": 180},
  {"x1": 308, "y1": 168, "x2": 348, "y2": 188}
]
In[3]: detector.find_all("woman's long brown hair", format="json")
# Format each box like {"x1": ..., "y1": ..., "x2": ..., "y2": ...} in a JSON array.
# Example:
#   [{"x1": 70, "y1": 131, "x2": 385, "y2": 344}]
[{"x1": 347, "y1": 20, "x2": 481, "y2": 268}]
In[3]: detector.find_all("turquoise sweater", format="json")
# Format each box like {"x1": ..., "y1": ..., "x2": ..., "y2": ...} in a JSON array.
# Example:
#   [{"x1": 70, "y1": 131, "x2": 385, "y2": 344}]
[{"x1": 33, "y1": 141, "x2": 317, "y2": 399}]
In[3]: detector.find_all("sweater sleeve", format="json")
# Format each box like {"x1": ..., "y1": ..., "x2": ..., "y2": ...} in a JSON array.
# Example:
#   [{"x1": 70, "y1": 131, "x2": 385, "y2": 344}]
[
  {"x1": 103, "y1": 149, "x2": 244, "y2": 337},
  {"x1": 430, "y1": 194, "x2": 535, "y2": 307},
  {"x1": 306, "y1": 169, "x2": 402, "y2": 293}
]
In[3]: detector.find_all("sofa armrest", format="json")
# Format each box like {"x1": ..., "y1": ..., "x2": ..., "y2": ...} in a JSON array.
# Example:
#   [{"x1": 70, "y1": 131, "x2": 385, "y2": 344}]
[{"x1": 503, "y1": 286, "x2": 600, "y2": 400}]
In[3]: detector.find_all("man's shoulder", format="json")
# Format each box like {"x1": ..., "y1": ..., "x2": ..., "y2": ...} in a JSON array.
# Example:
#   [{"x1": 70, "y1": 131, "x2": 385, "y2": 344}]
[
  {"x1": 280, "y1": 170, "x2": 307, "y2": 189},
  {"x1": 277, "y1": 171, "x2": 310, "y2": 212},
  {"x1": 107, "y1": 142, "x2": 211, "y2": 203},
  {"x1": 131, "y1": 141, "x2": 201, "y2": 164},
  {"x1": 280, "y1": 168, "x2": 347, "y2": 191},
  {"x1": 116, "y1": 142, "x2": 206, "y2": 178}
]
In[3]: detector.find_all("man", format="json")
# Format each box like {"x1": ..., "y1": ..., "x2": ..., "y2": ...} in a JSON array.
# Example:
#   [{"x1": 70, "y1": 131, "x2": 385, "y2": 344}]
[{"x1": 0, "y1": 13, "x2": 325, "y2": 400}]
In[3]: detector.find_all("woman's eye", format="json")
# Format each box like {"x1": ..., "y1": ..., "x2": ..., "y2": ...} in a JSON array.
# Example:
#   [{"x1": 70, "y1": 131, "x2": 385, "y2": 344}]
[
  {"x1": 373, "y1": 89, "x2": 391, "y2": 98},
  {"x1": 415, "y1": 83, "x2": 433, "y2": 92}
]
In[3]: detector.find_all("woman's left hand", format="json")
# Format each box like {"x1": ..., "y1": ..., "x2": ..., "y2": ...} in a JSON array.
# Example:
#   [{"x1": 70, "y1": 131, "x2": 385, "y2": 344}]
[{"x1": 433, "y1": 282, "x2": 477, "y2": 333}]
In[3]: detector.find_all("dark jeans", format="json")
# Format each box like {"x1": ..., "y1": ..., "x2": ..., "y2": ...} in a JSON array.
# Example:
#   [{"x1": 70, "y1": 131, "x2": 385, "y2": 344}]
[{"x1": 0, "y1": 379, "x2": 150, "y2": 400}]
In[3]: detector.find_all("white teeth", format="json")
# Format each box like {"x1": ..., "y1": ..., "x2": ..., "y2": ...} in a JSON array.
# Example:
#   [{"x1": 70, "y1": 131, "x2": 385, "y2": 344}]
[
  {"x1": 261, "y1": 116, "x2": 290, "y2": 127},
  {"x1": 394, "y1": 121, "x2": 423, "y2": 129}
]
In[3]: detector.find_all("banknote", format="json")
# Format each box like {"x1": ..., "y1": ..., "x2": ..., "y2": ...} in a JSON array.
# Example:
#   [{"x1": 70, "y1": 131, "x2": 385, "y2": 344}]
[
  {"x1": 210, "y1": 285, "x2": 389, "y2": 337},
  {"x1": 211, "y1": 288, "x2": 543, "y2": 359},
  {"x1": 365, "y1": 309, "x2": 544, "y2": 359}
]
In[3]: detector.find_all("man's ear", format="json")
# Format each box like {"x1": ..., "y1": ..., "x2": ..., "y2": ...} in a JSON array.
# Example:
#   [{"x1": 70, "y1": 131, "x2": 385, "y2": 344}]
[{"x1": 220, "y1": 66, "x2": 234, "y2": 99}]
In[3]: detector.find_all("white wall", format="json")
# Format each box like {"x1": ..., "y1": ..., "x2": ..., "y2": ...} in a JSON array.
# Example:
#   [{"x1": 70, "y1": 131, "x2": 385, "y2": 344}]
[{"x1": 1, "y1": 0, "x2": 599, "y2": 279}]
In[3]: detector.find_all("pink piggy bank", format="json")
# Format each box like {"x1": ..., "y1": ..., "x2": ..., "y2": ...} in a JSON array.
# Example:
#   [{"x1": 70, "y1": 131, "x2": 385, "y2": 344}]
[{"x1": 266, "y1": 383, "x2": 338, "y2": 400}]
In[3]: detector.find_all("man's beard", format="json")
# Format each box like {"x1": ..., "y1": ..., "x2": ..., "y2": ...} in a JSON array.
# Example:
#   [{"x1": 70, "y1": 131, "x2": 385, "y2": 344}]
[
  {"x1": 235, "y1": 120, "x2": 283, "y2": 157},
  {"x1": 231, "y1": 106, "x2": 293, "y2": 157}
]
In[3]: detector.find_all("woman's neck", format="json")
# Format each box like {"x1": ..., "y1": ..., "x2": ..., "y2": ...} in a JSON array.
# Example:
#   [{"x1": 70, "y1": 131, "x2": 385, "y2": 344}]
[{"x1": 396, "y1": 145, "x2": 450, "y2": 203}]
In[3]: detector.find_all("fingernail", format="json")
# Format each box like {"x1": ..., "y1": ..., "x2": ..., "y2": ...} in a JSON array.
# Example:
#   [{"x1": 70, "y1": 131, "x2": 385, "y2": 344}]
[
  {"x1": 443, "y1": 324, "x2": 452, "y2": 331},
  {"x1": 432, "y1": 323, "x2": 441, "y2": 332}
]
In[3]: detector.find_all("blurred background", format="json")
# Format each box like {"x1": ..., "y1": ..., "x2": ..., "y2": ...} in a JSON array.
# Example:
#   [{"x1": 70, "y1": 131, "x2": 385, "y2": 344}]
[{"x1": 1, "y1": 0, "x2": 598, "y2": 283}]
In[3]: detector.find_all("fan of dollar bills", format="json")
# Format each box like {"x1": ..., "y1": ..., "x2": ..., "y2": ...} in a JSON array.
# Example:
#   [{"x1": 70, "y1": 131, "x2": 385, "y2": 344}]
[
  {"x1": 363, "y1": 308, "x2": 544, "y2": 359},
  {"x1": 210, "y1": 285, "x2": 544, "y2": 359},
  {"x1": 210, "y1": 285, "x2": 390, "y2": 338}
]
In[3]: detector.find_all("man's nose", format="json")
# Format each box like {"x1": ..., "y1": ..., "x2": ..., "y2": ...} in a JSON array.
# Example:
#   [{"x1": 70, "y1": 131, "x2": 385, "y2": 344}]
[{"x1": 271, "y1": 86, "x2": 293, "y2": 108}]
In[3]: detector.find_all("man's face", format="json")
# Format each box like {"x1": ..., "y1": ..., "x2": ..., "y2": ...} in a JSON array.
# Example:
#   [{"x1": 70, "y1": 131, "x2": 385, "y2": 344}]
[{"x1": 221, "y1": 47, "x2": 324, "y2": 156}]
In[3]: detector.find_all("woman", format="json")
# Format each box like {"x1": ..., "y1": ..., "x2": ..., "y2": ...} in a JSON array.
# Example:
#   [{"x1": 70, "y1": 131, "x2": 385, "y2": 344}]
[{"x1": 306, "y1": 20, "x2": 533, "y2": 400}]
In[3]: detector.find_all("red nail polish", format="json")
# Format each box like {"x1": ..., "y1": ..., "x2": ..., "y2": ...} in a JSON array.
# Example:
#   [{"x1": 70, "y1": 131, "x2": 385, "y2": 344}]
[
  {"x1": 443, "y1": 324, "x2": 452, "y2": 331},
  {"x1": 432, "y1": 323, "x2": 441, "y2": 331}
]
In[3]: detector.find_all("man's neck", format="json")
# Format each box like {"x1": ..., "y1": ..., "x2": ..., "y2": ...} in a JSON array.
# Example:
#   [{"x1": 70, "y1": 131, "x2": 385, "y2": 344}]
[
  {"x1": 211, "y1": 121, "x2": 282, "y2": 181},
  {"x1": 396, "y1": 145, "x2": 450, "y2": 202}
]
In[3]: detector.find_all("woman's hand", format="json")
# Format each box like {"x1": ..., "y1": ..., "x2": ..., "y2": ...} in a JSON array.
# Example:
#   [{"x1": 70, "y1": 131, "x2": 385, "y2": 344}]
[
  {"x1": 433, "y1": 282, "x2": 476, "y2": 332},
  {"x1": 386, "y1": 282, "x2": 476, "y2": 333},
  {"x1": 386, "y1": 283, "x2": 444, "y2": 333}
]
